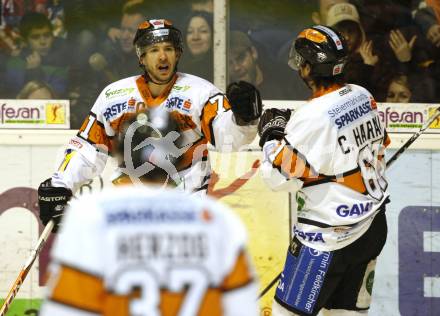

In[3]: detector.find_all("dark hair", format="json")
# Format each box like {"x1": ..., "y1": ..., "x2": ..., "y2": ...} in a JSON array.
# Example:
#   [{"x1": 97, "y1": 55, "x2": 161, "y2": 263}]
[
  {"x1": 19, "y1": 12, "x2": 53, "y2": 39},
  {"x1": 184, "y1": 11, "x2": 213, "y2": 35},
  {"x1": 304, "y1": 60, "x2": 346, "y2": 88}
]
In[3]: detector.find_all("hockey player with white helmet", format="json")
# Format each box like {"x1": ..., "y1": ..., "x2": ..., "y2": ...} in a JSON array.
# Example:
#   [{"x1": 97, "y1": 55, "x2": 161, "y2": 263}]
[
  {"x1": 37, "y1": 19, "x2": 262, "y2": 232},
  {"x1": 258, "y1": 25, "x2": 390, "y2": 316},
  {"x1": 39, "y1": 111, "x2": 259, "y2": 316}
]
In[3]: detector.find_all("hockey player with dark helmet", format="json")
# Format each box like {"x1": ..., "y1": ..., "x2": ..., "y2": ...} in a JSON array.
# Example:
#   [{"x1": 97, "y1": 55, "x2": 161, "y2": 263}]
[
  {"x1": 288, "y1": 25, "x2": 348, "y2": 90},
  {"x1": 38, "y1": 18, "x2": 262, "y2": 235},
  {"x1": 257, "y1": 25, "x2": 349, "y2": 146},
  {"x1": 133, "y1": 19, "x2": 184, "y2": 84},
  {"x1": 259, "y1": 25, "x2": 390, "y2": 316}
]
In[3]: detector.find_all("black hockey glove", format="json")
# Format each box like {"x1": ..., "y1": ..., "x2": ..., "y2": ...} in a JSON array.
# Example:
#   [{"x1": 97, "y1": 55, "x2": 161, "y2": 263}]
[
  {"x1": 38, "y1": 178, "x2": 72, "y2": 233},
  {"x1": 258, "y1": 108, "x2": 292, "y2": 147},
  {"x1": 226, "y1": 81, "x2": 262, "y2": 123}
]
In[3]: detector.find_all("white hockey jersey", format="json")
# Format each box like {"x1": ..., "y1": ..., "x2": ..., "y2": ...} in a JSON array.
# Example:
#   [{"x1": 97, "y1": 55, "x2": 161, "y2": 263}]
[
  {"x1": 262, "y1": 84, "x2": 390, "y2": 251},
  {"x1": 40, "y1": 186, "x2": 259, "y2": 316},
  {"x1": 52, "y1": 73, "x2": 257, "y2": 193}
]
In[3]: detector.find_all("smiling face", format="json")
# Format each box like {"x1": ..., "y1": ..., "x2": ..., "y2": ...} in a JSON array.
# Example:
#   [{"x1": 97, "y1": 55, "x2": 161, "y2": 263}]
[
  {"x1": 140, "y1": 41, "x2": 179, "y2": 84},
  {"x1": 186, "y1": 16, "x2": 212, "y2": 56}
]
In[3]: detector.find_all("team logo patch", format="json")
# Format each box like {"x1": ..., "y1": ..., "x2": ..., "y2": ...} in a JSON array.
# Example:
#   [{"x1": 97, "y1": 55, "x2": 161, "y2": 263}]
[
  {"x1": 333, "y1": 63, "x2": 344, "y2": 75},
  {"x1": 165, "y1": 97, "x2": 192, "y2": 113},
  {"x1": 103, "y1": 101, "x2": 130, "y2": 121},
  {"x1": 128, "y1": 97, "x2": 136, "y2": 107},
  {"x1": 317, "y1": 52, "x2": 327, "y2": 62}
]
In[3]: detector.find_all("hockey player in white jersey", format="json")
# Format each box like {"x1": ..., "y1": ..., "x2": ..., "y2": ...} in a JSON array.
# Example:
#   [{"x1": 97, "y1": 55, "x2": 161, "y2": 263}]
[
  {"x1": 258, "y1": 26, "x2": 390, "y2": 316},
  {"x1": 39, "y1": 112, "x2": 259, "y2": 316},
  {"x1": 37, "y1": 19, "x2": 261, "y2": 232}
]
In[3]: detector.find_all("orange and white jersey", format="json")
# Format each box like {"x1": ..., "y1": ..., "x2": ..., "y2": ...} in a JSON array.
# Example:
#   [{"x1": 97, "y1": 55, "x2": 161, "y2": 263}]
[
  {"x1": 52, "y1": 73, "x2": 257, "y2": 193},
  {"x1": 40, "y1": 186, "x2": 259, "y2": 316},
  {"x1": 262, "y1": 84, "x2": 390, "y2": 251}
]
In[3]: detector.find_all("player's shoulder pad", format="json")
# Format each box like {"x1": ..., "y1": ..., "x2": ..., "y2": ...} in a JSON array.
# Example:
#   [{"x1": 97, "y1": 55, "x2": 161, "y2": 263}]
[{"x1": 176, "y1": 72, "x2": 222, "y2": 97}]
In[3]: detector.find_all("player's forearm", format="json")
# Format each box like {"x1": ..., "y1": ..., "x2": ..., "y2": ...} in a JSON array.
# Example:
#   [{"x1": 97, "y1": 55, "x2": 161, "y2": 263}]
[
  {"x1": 51, "y1": 139, "x2": 108, "y2": 192},
  {"x1": 261, "y1": 140, "x2": 303, "y2": 192},
  {"x1": 213, "y1": 111, "x2": 258, "y2": 151}
]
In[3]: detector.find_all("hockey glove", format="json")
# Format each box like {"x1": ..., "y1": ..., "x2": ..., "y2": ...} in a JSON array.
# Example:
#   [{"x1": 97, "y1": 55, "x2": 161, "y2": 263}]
[
  {"x1": 258, "y1": 108, "x2": 292, "y2": 147},
  {"x1": 38, "y1": 178, "x2": 72, "y2": 233},
  {"x1": 226, "y1": 81, "x2": 262, "y2": 123}
]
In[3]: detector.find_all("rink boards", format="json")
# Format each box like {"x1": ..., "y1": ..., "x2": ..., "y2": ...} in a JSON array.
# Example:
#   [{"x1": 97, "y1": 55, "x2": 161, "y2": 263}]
[{"x1": 0, "y1": 101, "x2": 440, "y2": 315}]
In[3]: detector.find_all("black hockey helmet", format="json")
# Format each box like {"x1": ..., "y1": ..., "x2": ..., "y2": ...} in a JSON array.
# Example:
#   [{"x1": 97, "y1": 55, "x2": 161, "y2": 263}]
[
  {"x1": 288, "y1": 25, "x2": 348, "y2": 77},
  {"x1": 133, "y1": 19, "x2": 183, "y2": 58}
]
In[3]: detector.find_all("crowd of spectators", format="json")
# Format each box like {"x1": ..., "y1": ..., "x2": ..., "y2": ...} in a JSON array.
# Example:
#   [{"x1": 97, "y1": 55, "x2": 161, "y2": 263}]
[{"x1": 1, "y1": 0, "x2": 440, "y2": 128}]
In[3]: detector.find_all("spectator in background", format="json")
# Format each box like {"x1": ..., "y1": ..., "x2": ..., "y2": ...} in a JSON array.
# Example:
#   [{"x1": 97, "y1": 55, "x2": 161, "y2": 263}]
[
  {"x1": 2, "y1": 12, "x2": 69, "y2": 98},
  {"x1": 180, "y1": 11, "x2": 213, "y2": 82},
  {"x1": 384, "y1": 71, "x2": 435, "y2": 103},
  {"x1": 16, "y1": 80, "x2": 56, "y2": 99},
  {"x1": 276, "y1": 0, "x2": 349, "y2": 71},
  {"x1": 385, "y1": 73, "x2": 412, "y2": 103},
  {"x1": 68, "y1": 1, "x2": 142, "y2": 128},
  {"x1": 326, "y1": 3, "x2": 385, "y2": 97},
  {"x1": 88, "y1": 2, "x2": 144, "y2": 86},
  {"x1": 311, "y1": 0, "x2": 349, "y2": 25},
  {"x1": 229, "y1": 30, "x2": 309, "y2": 100}
]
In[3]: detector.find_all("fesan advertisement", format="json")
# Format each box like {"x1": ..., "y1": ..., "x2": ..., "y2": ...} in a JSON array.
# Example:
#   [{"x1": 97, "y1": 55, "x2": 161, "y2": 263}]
[{"x1": 0, "y1": 99, "x2": 70, "y2": 129}]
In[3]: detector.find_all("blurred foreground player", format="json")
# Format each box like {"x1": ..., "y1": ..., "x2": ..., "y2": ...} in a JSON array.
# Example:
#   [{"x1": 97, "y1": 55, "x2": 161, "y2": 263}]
[
  {"x1": 40, "y1": 111, "x2": 259, "y2": 316},
  {"x1": 258, "y1": 25, "x2": 390, "y2": 316}
]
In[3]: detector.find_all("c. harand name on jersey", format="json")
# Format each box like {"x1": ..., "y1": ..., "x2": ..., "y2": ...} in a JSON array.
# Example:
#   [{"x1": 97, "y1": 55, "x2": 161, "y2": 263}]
[
  {"x1": 337, "y1": 116, "x2": 384, "y2": 153},
  {"x1": 116, "y1": 232, "x2": 208, "y2": 261}
]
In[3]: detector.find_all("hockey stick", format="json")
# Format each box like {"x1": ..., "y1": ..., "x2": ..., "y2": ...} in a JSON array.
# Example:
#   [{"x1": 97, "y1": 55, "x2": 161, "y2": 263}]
[
  {"x1": 0, "y1": 220, "x2": 54, "y2": 316},
  {"x1": 258, "y1": 106, "x2": 440, "y2": 299}
]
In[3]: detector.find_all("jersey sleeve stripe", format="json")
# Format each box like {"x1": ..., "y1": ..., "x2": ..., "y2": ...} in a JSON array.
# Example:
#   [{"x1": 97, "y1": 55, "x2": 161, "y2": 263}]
[
  {"x1": 57, "y1": 149, "x2": 76, "y2": 172},
  {"x1": 177, "y1": 138, "x2": 208, "y2": 171},
  {"x1": 49, "y1": 264, "x2": 105, "y2": 313},
  {"x1": 49, "y1": 263, "x2": 135, "y2": 315},
  {"x1": 272, "y1": 144, "x2": 318, "y2": 180},
  {"x1": 200, "y1": 102, "x2": 217, "y2": 147},
  {"x1": 78, "y1": 112, "x2": 112, "y2": 150},
  {"x1": 301, "y1": 166, "x2": 367, "y2": 194},
  {"x1": 220, "y1": 249, "x2": 254, "y2": 291}
]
